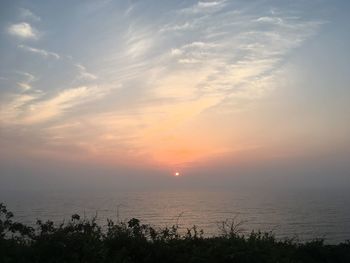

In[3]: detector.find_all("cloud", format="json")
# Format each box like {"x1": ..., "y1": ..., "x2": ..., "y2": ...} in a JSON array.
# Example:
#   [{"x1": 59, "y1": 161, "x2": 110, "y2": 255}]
[
  {"x1": 124, "y1": 28, "x2": 154, "y2": 59},
  {"x1": 124, "y1": 4, "x2": 135, "y2": 17},
  {"x1": 178, "y1": 58, "x2": 201, "y2": 64},
  {"x1": 160, "y1": 22, "x2": 193, "y2": 32},
  {"x1": 0, "y1": 1, "x2": 326, "y2": 166},
  {"x1": 170, "y1": 48, "x2": 183, "y2": 56},
  {"x1": 20, "y1": 86, "x2": 105, "y2": 124},
  {"x1": 7, "y1": 22, "x2": 38, "y2": 39},
  {"x1": 160, "y1": 11, "x2": 323, "y2": 104},
  {"x1": 18, "y1": 45, "x2": 60, "y2": 59},
  {"x1": 198, "y1": 1, "x2": 224, "y2": 8},
  {"x1": 75, "y1": 64, "x2": 98, "y2": 80},
  {"x1": 255, "y1": 16, "x2": 283, "y2": 25},
  {"x1": 16, "y1": 72, "x2": 36, "y2": 91},
  {"x1": 0, "y1": 93, "x2": 41, "y2": 124},
  {"x1": 17, "y1": 82, "x2": 32, "y2": 91},
  {"x1": 169, "y1": 41, "x2": 220, "y2": 64},
  {"x1": 180, "y1": 0, "x2": 226, "y2": 14},
  {"x1": 19, "y1": 8, "x2": 41, "y2": 21},
  {"x1": 20, "y1": 72, "x2": 35, "y2": 82},
  {"x1": 82, "y1": 3, "x2": 324, "y2": 164}
]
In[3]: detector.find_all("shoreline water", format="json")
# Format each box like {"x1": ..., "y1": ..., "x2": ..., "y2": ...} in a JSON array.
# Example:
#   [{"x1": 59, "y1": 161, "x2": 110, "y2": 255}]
[
  {"x1": 1, "y1": 202, "x2": 350, "y2": 263},
  {"x1": 1, "y1": 188, "x2": 349, "y2": 244}
]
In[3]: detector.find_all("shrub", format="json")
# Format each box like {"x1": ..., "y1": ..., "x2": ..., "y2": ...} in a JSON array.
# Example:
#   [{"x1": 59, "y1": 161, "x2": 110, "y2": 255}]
[{"x1": 1, "y1": 203, "x2": 350, "y2": 263}]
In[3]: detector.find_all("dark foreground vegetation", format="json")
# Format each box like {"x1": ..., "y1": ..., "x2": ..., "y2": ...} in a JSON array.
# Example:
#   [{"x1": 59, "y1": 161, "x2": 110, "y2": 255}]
[{"x1": 1, "y1": 203, "x2": 350, "y2": 263}]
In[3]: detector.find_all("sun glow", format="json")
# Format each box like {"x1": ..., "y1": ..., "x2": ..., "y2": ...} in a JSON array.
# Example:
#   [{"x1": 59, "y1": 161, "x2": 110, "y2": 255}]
[{"x1": 174, "y1": 172, "x2": 180, "y2": 177}]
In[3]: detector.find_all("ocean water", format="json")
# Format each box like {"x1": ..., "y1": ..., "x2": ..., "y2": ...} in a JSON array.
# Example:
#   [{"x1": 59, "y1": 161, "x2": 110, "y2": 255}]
[{"x1": 1, "y1": 188, "x2": 350, "y2": 243}]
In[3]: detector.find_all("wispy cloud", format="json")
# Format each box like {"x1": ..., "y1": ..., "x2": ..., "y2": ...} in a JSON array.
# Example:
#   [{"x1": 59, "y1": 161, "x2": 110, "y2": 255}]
[
  {"x1": 124, "y1": 26, "x2": 155, "y2": 59},
  {"x1": 0, "y1": 93, "x2": 42, "y2": 124},
  {"x1": 18, "y1": 45, "x2": 60, "y2": 59},
  {"x1": 22, "y1": 86, "x2": 101, "y2": 123},
  {"x1": 75, "y1": 64, "x2": 98, "y2": 80},
  {"x1": 180, "y1": 0, "x2": 227, "y2": 14},
  {"x1": 159, "y1": 22, "x2": 193, "y2": 32},
  {"x1": 198, "y1": 1, "x2": 225, "y2": 8},
  {"x1": 1, "y1": 85, "x2": 107, "y2": 125},
  {"x1": 7, "y1": 22, "x2": 38, "y2": 39},
  {"x1": 16, "y1": 72, "x2": 36, "y2": 91},
  {"x1": 17, "y1": 82, "x2": 32, "y2": 91},
  {"x1": 158, "y1": 9, "x2": 323, "y2": 105},
  {"x1": 0, "y1": 1, "x2": 327, "y2": 166},
  {"x1": 255, "y1": 16, "x2": 283, "y2": 25},
  {"x1": 68, "y1": 3, "x2": 324, "y2": 164},
  {"x1": 19, "y1": 8, "x2": 41, "y2": 21}
]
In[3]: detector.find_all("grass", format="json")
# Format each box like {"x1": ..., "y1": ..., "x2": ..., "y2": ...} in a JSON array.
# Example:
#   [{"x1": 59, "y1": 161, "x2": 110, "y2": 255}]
[{"x1": 1, "y1": 202, "x2": 350, "y2": 263}]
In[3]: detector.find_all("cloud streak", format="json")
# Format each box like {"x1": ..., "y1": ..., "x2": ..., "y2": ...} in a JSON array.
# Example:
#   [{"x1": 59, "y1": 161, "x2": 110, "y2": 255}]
[
  {"x1": 15, "y1": 72, "x2": 36, "y2": 91},
  {"x1": 22, "y1": 86, "x2": 103, "y2": 123},
  {"x1": 1, "y1": 85, "x2": 108, "y2": 125},
  {"x1": 18, "y1": 45, "x2": 60, "y2": 59},
  {"x1": 75, "y1": 64, "x2": 98, "y2": 80}
]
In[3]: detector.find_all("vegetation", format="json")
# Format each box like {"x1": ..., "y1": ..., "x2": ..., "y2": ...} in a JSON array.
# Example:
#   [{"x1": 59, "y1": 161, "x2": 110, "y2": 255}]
[{"x1": 1, "y1": 203, "x2": 350, "y2": 263}]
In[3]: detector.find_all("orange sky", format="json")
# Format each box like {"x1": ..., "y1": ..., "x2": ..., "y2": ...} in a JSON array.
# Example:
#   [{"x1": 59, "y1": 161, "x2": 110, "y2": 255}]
[{"x1": 1, "y1": 1, "x2": 350, "y2": 188}]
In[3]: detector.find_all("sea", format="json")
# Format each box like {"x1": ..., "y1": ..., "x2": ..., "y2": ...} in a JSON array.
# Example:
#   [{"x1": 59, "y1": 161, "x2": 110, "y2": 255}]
[{"x1": 1, "y1": 188, "x2": 350, "y2": 244}]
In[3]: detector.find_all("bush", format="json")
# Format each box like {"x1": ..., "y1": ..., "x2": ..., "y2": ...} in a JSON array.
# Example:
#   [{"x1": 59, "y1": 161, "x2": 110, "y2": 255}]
[{"x1": 1, "y1": 203, "x2": 350, "y2": 263}]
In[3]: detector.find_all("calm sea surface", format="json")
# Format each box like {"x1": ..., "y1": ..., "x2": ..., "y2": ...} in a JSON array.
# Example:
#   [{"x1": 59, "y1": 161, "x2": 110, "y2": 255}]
[{"x1": 1, "y1": 188, "x2": 350, "y2": 243}]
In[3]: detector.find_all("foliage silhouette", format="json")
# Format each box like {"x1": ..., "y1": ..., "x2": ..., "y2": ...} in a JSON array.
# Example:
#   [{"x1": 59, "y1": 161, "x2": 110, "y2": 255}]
[{"x1": 1, "y1": 203, "x2": 350, "y2": 263}]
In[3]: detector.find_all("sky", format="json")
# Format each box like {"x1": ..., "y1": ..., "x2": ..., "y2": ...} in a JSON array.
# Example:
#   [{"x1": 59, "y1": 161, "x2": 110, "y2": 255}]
[{"x1": 1, "y1": 0, "x2": 350, "y2": 190}]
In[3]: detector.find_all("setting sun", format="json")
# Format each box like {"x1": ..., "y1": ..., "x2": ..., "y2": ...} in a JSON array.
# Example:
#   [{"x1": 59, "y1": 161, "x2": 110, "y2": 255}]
[{"x1": 174, "y1": 172, "x2": 180, "y2": 177}]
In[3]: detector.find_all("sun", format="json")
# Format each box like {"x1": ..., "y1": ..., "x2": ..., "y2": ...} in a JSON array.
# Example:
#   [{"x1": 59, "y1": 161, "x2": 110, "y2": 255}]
[{"x1": 174, "y1": 172, "x2": 180, "y2": 177}]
